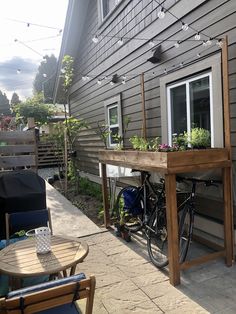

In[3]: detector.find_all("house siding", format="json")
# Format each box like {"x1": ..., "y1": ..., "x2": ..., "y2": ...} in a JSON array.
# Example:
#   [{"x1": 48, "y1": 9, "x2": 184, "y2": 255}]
[{"x1": 68, "y1": 0, "x2": 236, "y2": 179}]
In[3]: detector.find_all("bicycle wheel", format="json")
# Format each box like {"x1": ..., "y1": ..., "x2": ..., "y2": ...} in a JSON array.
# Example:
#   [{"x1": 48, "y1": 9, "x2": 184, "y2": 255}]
[
  {"x1": 178, "y1": 205, "x2": 194, "y2": 263},
  {"x1": 113, "y1": 186, "x2": 144, "y2": 233},
  {"x1": 147, "y1": 207, "x2": 168, "y2": 268}
]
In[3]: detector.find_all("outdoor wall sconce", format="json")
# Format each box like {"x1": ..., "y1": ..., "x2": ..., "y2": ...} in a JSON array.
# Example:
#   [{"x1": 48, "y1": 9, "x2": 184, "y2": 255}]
[
  {"x1": 110, "y1": 74, "x2": 119, "y2": 85},
  {"x1": 147, "y1": 45, "x2": 162, "y2": 64}
]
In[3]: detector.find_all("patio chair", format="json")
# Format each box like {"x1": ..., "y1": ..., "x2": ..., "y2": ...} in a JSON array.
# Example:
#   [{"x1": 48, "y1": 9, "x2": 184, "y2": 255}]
[
  {"x1": 5, "y1": 208, "x2": 53, "y2": 246},
  {"x1": 0, "y1": 273, "x2": 96, "y2": 314}
]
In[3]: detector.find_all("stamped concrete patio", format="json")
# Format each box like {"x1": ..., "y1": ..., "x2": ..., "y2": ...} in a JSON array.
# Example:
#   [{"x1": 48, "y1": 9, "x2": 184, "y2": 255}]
[{"x1": 44, "y1": 174, "x2": 236, "y2": 314}]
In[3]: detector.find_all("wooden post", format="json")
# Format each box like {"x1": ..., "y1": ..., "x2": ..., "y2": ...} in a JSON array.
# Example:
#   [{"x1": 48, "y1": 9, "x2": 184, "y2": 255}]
[
  {"x1": 222, "y1": 36, "x2": 231, "y2": 152},
  {"x1": 64, "y1": 128, "x2": 68, "y2": 196},
  {"x1": 140, "y1": 73, "x2": 146, "y2": 139},
  {"x1": 222, "y1": 35, "x2": 234, "y2": 259},
  {"x1": 223, "y1": 167, "x2": 233, "y2": 265},
  {"x1": 165, "y1": 173, "x2": 180, "y2": 286},
  {"x1": 101, "y1": 163, "x2": 110, "y2": 228}
]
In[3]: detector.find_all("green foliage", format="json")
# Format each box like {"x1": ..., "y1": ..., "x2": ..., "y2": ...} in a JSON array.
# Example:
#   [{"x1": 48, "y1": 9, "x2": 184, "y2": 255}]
[
  {"x1": 95, "y1": 122, "x2": 111, "y2": 148},
  {"x1": 113, "y1": 116, "x2": 131, "y2": 150},
  {"x1": 61, "y1": 55, "x2": 74, "y2": 95},
  {"x1": 13, "y1": 93, "x2": 55, "y2": 125},
  {"x1": 11, "y1": 92, "x2": 21, "y2": 106},
  {"x1": 185, "y1": 127, "x2": 211, "y2": 148},
  {"x1": 172, "y1": 133, "x2": 187, "y2": 151},
  {"x1": 65, "y1": 116, "x2": 87, "y2": 147},
  {"x1": 129, "y1": 135, "x2": 160, "y2": 151},
  {"x1": 78, "y1": 177, "x2": 103, "y2": 202},
  {"x1": 129, "y1": 135, "x2": 149, "y2": 151}
]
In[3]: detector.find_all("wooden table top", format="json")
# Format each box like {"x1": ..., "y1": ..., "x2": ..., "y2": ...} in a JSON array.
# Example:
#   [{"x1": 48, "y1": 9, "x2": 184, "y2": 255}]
[{"x1": 0, "y1": 235, "x2": 89, "y2": 277}]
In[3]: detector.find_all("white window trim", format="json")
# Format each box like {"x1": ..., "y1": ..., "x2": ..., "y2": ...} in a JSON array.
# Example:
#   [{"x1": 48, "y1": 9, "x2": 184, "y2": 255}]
[
  {"x1": 167, "y1": 72, "x2": 213, "y2": 146},
  {"x1": 98, "y1": 0, "x2": 123, "y2": 23},
  {"x1": 104, "y1": 94, "x2": 122, "y2": 148},
  {"x1": 160, "y1": 53, "x2": 224, "y2": 148}
]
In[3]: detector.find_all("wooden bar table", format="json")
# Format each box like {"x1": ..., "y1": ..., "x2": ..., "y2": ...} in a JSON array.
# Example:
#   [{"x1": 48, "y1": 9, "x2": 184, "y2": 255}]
[
  {"x1": 0, "y1": 235, "x2": 89, "y2": 288},
  {"x1": 99, "y1": 148, "x2": 234, "y2": 286}
]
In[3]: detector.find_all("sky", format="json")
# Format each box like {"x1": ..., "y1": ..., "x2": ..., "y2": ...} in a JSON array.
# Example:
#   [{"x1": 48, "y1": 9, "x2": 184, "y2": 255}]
[{"x1": 0, "y1": 0, "x2": 69, "y2": 101}]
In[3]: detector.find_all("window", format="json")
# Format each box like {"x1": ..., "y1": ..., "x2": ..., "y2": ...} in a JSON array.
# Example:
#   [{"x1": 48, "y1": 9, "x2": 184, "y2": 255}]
[
  {"x1": 167, "y1": 73, "x2": 212, "y2": 145},
  {"x1": 104, "y1": 95, "x2": 122, "y2": 147},
  {"x1": 160, "y1": 54, "x2": 224, "y2": 148},
  {"x1": 99, "y1": 0, "x2": 121, "y2": 21}
]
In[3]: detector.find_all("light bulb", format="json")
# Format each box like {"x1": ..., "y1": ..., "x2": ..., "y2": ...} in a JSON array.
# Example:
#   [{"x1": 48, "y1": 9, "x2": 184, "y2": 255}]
[
  {"x1": 110, "y1": 81, "x2": 114, "y2": 86},
  {"x1": 82, "y1": 76, "x2": 87, "y2": 81},
  {"x1": 122, "y1": 79, "x2": 126, "y2": 84},
  {"x1": 164, "y1": 69, "x2": 167, "y2": 74},
  {"x1": 16, "y1": 69, "x2": 21, "y2": 74},
  {"x1": 181, "y1": 22, "x2": 189, "y2": 31},
  {"x1": 149, "y1": 40, "x2": 155, "y2": 47},
  {"x1": 157, "y1": 7, "x2": 165, "y2": 19},
  {"x1": 174, "y1": 41, "x2": 180, "y2": 48},
  {"x1": 195, "y1": 32, "x2": 201, "y2": 40},
  {"x1": 122, "y1": 75, "x2": 126, "y2": 80},
  {"x1": 197, "y1": 53, "x2": 201, "y2": 58},
  {"x1": 86, "y1": 76, "x2": 90, "y2": 80},
  {"x1": 216, "y1": 39, "x2": 223, "y2": 48},
  {"x1": 97, "y1": 79, "x2": 102, "y2": 85},
  {"x1": 180, "y1": 62, "x2": 184, "y2": 67},
  {"x1": 202, "y1": 40, "x2": 207, "y2": 47},
  {"x1": 206, "y1": 38, "x2": 212, "y2": 46},
  {"x1": 117, "y1": 38, "x2": 124, "y2": 46},
  {"x1": 92, "y1": 35, "x2": 99, "y2": 43},
  {"x1": 43, "y1": 73, "x2": 47, "y2": 78}
]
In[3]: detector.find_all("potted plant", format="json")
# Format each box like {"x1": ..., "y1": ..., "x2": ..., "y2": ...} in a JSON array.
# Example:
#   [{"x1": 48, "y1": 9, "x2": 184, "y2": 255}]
[{"x1": 185, "y1": 127, "x2": 211, "y2": 149}]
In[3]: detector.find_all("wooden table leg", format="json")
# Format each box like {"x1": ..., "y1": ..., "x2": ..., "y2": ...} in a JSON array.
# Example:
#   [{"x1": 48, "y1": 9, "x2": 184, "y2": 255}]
[
  {"x1": 165, "y1": 173, "x2": 180, "y2": 286},
  {"x1": 223, "y1": 167, "x2": 234, "y2": 266},
  {"x1": 101, "y1": 163, "x2": 110, "y2": 228}
]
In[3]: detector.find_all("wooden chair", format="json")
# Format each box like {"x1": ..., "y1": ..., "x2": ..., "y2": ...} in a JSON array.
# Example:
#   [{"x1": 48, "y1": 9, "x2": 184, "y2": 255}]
[
  {"x1": 0, "y1": 273, "x2": 96, "y2": 314},
  {"x1": 5, "y1": 208, "x2": 53, "y2": 246}
]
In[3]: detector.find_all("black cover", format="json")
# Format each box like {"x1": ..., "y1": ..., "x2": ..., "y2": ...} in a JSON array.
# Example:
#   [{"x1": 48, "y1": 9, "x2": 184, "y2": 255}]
[{"x1": 0, "y1": 170, "x2": 46, "y2": 239}]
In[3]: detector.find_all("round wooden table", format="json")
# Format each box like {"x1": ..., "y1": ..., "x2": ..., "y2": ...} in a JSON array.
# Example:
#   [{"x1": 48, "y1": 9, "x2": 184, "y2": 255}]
[{"x1": 0, "y1": 235, "x2": 88, "y2": 279}]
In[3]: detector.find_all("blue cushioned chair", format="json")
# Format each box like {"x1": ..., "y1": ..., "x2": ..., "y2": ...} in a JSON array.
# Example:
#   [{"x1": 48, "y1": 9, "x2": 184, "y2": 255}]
[
  {"x1": 5, "y1": 208, "x2": 53, "y2": 245},
  {"x1": 0, "y1": 273, "x2": 96, "y2": 314}
]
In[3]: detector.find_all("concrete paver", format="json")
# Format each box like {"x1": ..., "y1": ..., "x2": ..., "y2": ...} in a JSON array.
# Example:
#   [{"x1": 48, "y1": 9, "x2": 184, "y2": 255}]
[{"x1": 45, "y1": 180, "x2": 236, "y2": 314}]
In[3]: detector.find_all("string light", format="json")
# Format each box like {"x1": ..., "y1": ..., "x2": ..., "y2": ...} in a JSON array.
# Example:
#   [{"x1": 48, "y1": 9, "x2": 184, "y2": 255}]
[
  {"x1": 43, "y1": 73, "x2": 47, "y2": 77},
  {"x1": 92, "y1": 35, "x2": 99, "y2": 43},
  {"x1": 206, "y1": 38, "x2": 212, "y2": 46},
  {"x1": 202, "y1": 40, "x2": 207, "y2": 47},
  {"x1": 97, "y1": 79, "x2": 102, "y2": 85},
  {"x1": 149, "y1": 40, "x2": 155, "y2": 47},
  {"x1": 194, "y1": 32, "x2": 201, "y2": 41},
  {"x1": 117, "y1": 38, "x2": 124, "y2": 46},
  {"x1": 197, "y1": 53, "x2": 201, "y2": 58},
  {"x1": 216, "y1": 39, "x2": 223, "y2": 48},
  {"x1": 181, "y1": 22, "x2": 189, "y2": 31},
  {"x1": 164, "y1": 69, "x2": 167, "y2": 74},
  {"x1": 174, "y1": 41, "x2": 180, "y2": 48},
  {"x1": 180, "y1": 62, "x2": 184, "y2": 67},
  {"x1": 157, "y1": 7, "x2": 165, "y2": 19}
]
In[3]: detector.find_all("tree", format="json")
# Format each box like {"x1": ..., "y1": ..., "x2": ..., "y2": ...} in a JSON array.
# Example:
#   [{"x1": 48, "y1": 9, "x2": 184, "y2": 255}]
[
  {"x1": 33, "y1": 55, "x2": 57, "y2": 103},
  {"x1": 11, "y1": 92, "x2": 21, "y2": 106},
  {"x1": 0, "y1": 91, "x2": 11, "y2": 116},
  {"x1": 13, "y1": 93, "x2": 55, "y2": 125}
]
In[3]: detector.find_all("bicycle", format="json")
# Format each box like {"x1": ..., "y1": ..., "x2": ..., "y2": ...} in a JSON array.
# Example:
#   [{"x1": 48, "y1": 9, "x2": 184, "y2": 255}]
[
  {"x1": 146, "y1": 176, "x2": 220, "y2": 268},
  {"x1": 112, "y1": 171, "x2": 164, "y2": 235}
]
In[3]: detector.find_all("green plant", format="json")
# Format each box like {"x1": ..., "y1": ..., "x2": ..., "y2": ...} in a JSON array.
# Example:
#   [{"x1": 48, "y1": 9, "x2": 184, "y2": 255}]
[
  {"x1": 78, "y1": 177, "x2": 103, "y2": 202},
  {"x1": 185, "y1": 127, "x2": 211, "y2": 148},
  {"x1": 95, "y1": 122, "x2": 110, "y2": 149},
  {"x1": 113, "y1": 116, "x2": 131, "y2": 150},
  {"x1": 129, "y1": 135, "x2": 149, "y2": 151},
  {"x1": 149, "y1": 137, "x2": 160, "y2": 151},
  {"x1": 172, "y1": 133, "x2": 187, "y2": 150}
]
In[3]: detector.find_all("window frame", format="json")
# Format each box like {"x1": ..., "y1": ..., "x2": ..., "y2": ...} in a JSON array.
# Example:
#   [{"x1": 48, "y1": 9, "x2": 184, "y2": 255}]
[
  {"x1": 104, "y1": 94, "x2": 122, "y2": 148},
  {"x1": 160, "y1": 53, "x2": 223, "y2": 148},
  {"x1": 167, "y1": 72, "x2": 213, "y2": 146},
  {"x1": 98, "y1": 0, "x2": 122, "y2": 22}
]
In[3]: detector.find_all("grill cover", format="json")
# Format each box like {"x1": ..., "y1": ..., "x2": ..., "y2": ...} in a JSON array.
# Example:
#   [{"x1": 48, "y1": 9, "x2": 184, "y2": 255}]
[{"x1": 0, "y1": 170, "x2": 46, "y2": 239}]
